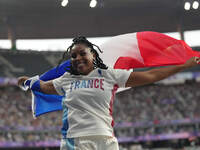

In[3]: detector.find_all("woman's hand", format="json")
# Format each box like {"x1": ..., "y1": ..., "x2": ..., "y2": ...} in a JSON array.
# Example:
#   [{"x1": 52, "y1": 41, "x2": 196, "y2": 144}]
[
  {"x1": 17, "y1": 76, "x2": 29, "y2": 87},
  {"x1": 183, "y1": 57, "x2": 200, "y2": 69}
]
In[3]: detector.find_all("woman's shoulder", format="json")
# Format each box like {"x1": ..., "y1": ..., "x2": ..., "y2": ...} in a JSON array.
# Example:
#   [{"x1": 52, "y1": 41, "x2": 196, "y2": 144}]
[
  {"x1": 101, "y1": 67, "x2": 132, "y2": 78},
  {"x1": 101, "y1": 67, "x2": 125, "y2": 73},
  {"x1": 98, "y1": 67, "x2": 116, "y2": 77},
  {"x1": 61, "y1": 71, "x2": 71, "y2": 78}
]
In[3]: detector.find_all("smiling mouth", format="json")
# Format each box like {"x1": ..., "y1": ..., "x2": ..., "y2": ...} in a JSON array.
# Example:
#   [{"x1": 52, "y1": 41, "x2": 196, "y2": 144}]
[
  {"x1": 76, "y1": 61, "x2": 87, "y2": 68},
  {"x1": 77, "y1": 63, "x2": 85, "y2": 68}
]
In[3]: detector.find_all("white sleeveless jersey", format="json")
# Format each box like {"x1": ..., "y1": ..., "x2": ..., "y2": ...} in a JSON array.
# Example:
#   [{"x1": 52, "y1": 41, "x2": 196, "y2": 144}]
[{"x1": 53, "y1": 67, "x2": 131, "y2": 138}]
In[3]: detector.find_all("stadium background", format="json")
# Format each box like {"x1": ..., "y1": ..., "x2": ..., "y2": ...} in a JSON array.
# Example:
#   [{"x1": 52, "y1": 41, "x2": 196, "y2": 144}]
[{"x1": 1, "y1": 0, "x2": 200, "y2": 150}]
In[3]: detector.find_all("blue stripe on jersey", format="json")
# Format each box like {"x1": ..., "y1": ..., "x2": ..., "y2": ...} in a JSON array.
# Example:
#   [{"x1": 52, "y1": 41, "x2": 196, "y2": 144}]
[
  {"x1": 65, "y1": 138, "x2": 75, "y2": 150},
  {"x1": 98, "y1": 69, "x2": 102, "y2": 77},
  {"x1": 61, "y1": 96, "x2": 69, "y2": 139}
]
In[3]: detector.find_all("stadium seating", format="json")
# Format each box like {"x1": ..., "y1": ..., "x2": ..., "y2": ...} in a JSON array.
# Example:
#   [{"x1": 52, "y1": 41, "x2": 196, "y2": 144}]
[
  {"x1": 1, "y1": 49, "x2": 200, "y2": 149},
  {"x1": 0, "y1": 49, "x2": 64, "y2": 77}
]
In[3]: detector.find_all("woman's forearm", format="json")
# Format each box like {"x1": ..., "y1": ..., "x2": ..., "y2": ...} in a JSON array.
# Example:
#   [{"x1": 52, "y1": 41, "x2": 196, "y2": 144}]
[
  {"x1": 147, "y1": 57, "x2": 199, "y2": 82},
  {"x1": 18, "y1": 76, "x2": 58, "y2": 95},
  {"x1": 147, "y1": 64, "x2": 186, "y2": 82},
  {"x1": 126, "y1": 57, "x2": 199, "y2": 87},
  {"x1": 39, "y1": 80, "x2": 58, "y2": 95}
]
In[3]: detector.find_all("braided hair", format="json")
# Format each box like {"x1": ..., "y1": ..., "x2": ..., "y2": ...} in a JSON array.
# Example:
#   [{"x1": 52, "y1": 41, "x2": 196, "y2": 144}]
[{"x1": 58, "y1": 36, "x2": 108, "y2": 75}]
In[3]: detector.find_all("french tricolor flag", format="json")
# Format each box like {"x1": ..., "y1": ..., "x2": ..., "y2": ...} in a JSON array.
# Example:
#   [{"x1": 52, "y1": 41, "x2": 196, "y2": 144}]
[
  {"x1": 31, "y1": 31, "x2": 200, "y2": 118},
  {"x1": 101, "y1": 31, "x2": 200, "y2": 69}
]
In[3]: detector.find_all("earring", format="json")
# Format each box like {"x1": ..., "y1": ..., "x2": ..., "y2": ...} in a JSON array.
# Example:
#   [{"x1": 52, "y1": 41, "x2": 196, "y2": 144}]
[{"x1": 93, "y1": 59, "x2": 97, "y2": 68}]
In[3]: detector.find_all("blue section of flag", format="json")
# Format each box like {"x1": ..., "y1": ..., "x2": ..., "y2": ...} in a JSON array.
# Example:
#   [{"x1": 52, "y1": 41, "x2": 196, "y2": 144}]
[
  {"x1": 40, "y1": 60, "x2": 71, "y2": 81},
  {"x1": 33, "y1": 91, "x2": 63, "y2": 117},
  {"x1": 31, "y1": 60, "x2": 71, "y2": 117}
]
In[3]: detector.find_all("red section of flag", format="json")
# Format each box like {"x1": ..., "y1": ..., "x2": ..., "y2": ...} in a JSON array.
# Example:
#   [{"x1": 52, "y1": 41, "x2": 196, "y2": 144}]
[
  {"x1": 114, "y1": 31, "x2": 200, "y2": 69},
  {"x1": 114, "y1": 57, "x2": 145, "y2": 69}
]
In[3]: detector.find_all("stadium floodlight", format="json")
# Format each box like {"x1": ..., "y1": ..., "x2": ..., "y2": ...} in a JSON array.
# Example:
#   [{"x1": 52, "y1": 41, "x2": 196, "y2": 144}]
[
  {"x1": 184, "y1": 2, "x2": 191, "y2": 10},
  {"x1": 61, "y1": 0, "x2": 68, "y2": 7},
  {"x1": 90, "y1": 0, "x2": 97, "y2": 8},
  {"x1": 192, "y1": 1, "x2": 199, "y2": 9}
]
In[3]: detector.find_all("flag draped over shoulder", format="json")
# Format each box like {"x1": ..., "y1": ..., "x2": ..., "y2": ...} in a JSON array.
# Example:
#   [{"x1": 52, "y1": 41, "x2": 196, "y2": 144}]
[
  {"x1": 31, "y1": 31, "x2": 200, "y2": 117},
  {"x1": 31, "y1": 60, "x2": 70, "y2": 117}
]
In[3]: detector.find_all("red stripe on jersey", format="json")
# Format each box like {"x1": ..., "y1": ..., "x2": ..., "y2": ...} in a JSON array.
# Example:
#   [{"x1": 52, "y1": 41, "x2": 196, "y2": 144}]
[{"x1": 109, "y1": 84, "x2": 119, "y2": 127}]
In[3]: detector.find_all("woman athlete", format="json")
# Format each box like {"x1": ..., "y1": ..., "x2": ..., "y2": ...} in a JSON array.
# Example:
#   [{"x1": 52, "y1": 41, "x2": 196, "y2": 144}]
[{"x1": 18, "y1": 37, "x2": 200, "y2": 150}]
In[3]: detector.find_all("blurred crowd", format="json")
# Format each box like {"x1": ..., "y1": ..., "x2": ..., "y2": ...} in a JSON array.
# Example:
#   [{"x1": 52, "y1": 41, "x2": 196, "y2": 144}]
[
  {"x1": 0, "y1": 82, "x2": 200, "y2": 143},
  {"x1": 0, "y1": 86, "x2": 62, "y2": 129},
  {"x1": 114, "y1": 82, "x2": 200, "y2": 123},
  {"x1": 114, "y1": 82, "x2": 200, "y2": 137},
  {"x1": 0, "y1": 86, "x2": 62, "y2": 142}
]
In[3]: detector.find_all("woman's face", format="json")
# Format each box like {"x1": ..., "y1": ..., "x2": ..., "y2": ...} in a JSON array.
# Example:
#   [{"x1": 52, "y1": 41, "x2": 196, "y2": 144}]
[{"x1": 70, "y1": 44, "x2": 95, "y2": 75}]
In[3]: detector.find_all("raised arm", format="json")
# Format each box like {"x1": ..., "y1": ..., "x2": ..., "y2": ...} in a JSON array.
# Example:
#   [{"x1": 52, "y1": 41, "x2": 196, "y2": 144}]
[
  {"x1": 18, "y1": 76, "x2": 58, "y2": 95},
  {"x1": 126, "y1": 57, "x2": 200, "y2": 87}
]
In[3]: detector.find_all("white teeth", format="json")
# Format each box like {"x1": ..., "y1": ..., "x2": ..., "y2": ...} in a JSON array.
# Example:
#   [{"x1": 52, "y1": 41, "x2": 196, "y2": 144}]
[
  {"x1": 77, "y1": 61, "x2": 85, "y2": 65},
  {"x1": 77, "y1": 62, "x2": 85, "y2": 67}
]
